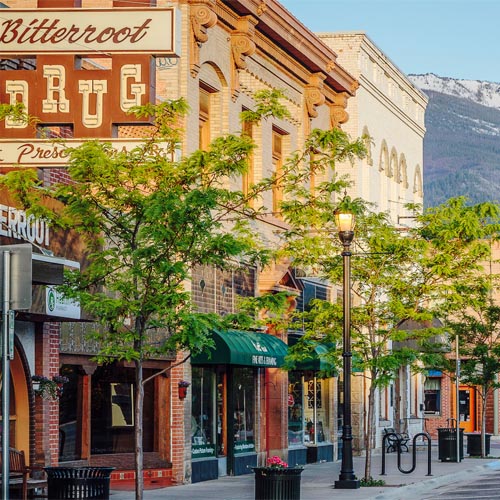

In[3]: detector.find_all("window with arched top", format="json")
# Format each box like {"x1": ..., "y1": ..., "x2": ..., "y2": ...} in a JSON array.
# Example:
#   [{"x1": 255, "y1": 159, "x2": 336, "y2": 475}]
[
  {"x1": 413, "y1": 165, "x2": 423, "y2": 197},
  {"x1": 362, "y1": 126, "x2": 373, "y2": 166},
  {"x1": 399, "y1": 154, "x2": 408, "y2": 187},
  {"x1": 388, "y1": 148, "x2": 398, "y2": 178},
  {"x1": 379, "y1": 140, "x2": 389, "y2": 172}
]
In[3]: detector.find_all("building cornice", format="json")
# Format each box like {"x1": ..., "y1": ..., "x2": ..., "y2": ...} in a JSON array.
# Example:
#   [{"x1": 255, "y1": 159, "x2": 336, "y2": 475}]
[{"x1": 218, "y1": 0, "x2": 358, "y2": 96}]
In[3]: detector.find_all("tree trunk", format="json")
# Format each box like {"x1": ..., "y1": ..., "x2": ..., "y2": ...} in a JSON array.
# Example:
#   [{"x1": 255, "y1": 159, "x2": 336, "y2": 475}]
[
  {"x1": 363, "y1": 381, "x2": 377, "y2": 481},
  {"x1": 135, "y1": 359, "x2": 144, "y2": 500}
]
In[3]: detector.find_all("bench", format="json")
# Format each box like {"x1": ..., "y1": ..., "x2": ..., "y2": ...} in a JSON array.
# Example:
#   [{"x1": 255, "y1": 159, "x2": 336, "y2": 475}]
[
  {"x1": 0, "y1": 448, "x2": 47, "y2": 499},
  {"x1": 383, "y1": 427, "x2": 410, "y2": 453}
]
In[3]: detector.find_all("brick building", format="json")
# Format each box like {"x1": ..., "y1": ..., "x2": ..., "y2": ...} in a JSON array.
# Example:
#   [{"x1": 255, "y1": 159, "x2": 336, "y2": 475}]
[{"x1": 0, "y1": 0, "x2": 360, "y2": 488}]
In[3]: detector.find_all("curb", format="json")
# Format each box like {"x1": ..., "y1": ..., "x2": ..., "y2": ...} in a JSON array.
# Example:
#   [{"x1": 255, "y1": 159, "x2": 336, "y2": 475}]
[{"x1": 370, "y1": 460, "x2": 500, "y2": 499}]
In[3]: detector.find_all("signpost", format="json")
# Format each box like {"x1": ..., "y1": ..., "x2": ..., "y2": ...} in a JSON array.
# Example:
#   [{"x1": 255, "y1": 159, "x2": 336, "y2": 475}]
[{"x1": 1, "y1": 244, "x2": 32, "y2": 500}]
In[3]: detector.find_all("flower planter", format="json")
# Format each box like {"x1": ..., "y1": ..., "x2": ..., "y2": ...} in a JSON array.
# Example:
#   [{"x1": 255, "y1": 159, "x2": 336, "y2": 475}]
[
  {"x1": 253, "y1": 467, "x2": 303, "y2": 500},
  {"x1": 178, "y1": 386, "x2": 188, "y2": 399}
]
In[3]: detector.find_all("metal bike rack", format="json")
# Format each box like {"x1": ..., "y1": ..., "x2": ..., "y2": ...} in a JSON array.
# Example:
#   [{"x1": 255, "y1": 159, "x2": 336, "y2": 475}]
[{"x1": 381, "y1": 432, "x2": 432, "y2": 476}]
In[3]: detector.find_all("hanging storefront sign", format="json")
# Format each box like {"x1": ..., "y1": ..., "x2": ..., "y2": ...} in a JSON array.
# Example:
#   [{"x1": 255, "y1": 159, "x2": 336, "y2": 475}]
[
  {"x1": 0, "y1": 9, "x2": 179, "y2": 55},
  {"x1": 46, "y1": 285, "x2": 80, "y2": 320}
]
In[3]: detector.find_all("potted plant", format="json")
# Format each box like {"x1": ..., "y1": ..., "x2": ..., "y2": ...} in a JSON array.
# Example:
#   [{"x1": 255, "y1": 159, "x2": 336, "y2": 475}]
[
  {"x1": 253, "y1": 455, "x2": 303, "y2": 500},
  {"x1": 32, "y1": 374, "x2": 69, "y2": 400},
  {"x1": 178, "y1": 380, "x2": 190, "y2": 400}
]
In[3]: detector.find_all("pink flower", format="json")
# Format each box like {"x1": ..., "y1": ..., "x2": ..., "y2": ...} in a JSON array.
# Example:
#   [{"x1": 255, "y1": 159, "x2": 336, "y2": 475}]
[{"x1": 266, "y1": 455, "x2": 288, "y2": 468}]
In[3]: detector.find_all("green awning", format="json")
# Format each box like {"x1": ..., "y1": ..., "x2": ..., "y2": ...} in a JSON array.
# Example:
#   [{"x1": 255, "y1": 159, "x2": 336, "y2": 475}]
[
  {"x1": 192, "y1": 329, "x2": 288, "y2": 368},
  {"x1": 287, "y1": 335, "x2": 338, "y2": 374}
]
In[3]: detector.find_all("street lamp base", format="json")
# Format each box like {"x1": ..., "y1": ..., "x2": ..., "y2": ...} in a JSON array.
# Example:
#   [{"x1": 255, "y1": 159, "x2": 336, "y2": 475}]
[{"x1": 334, "y1": 478, "x2": 361, "y2": 489}]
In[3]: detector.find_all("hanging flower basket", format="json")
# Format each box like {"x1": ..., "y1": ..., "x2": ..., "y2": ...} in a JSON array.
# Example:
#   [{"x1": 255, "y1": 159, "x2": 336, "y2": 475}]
[
  {"x1": 252, "y1": 457, "x2": 303, "y2": 500},
  {"x1": 178, "y1": 380, "x2": 190, "y2": 400},
  {"x1": 32, "y1": 375, "x2": 69, "y2": 400}
]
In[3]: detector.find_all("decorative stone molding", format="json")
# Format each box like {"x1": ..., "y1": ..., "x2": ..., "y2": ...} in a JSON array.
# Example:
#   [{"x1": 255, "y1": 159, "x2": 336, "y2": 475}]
[
  {"x1": 304, "y1": 73, "x2": 326, "y2": 119},
  {"x1": 329, "y1": 91, "x2": 349, "y2": 129},
  {"x1": 230, "y1": 16, "x2": 257, "y2": 100},
  {"x1": 189, "y1": 0, "x2": 217, "y2": 78},
  {"x1": 256, "y1": 1, "x2": 268, "y2": 16},
  {"x1": 231, "y1": 16, "x2": 257, "y2": 70}
]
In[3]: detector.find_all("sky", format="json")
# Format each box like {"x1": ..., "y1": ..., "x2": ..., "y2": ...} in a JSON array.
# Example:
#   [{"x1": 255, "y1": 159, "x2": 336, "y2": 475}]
[{"x1": 279, "y1": 0, "x2": 500, "y2": 83}]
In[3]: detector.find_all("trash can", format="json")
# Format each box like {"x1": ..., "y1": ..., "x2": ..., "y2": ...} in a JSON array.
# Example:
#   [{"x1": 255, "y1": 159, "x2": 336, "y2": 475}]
[
  {"x1": 466, "y1": 433, "x2": 491, "y2": 456},
  {"x1": 253, "y1": 467, "x2": 303, "y2": 500},
  {"x1": 437, "y1": 427, "x2": 464, "y2": 462},
  {"x1": 44, "y1": 467, "x2": 115, "y2": 499}
]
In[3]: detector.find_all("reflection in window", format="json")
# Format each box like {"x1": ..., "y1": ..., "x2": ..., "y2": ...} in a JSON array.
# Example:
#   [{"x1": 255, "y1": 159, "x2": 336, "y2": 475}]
[
  {"x1": 111, "y1": 383, "x2": 134, "y2": 427},
  {"x1": 288, "y1": 372, "x2": 304, "y2": 447},
  {"x1": 191, "y1": 367, "x2": 215, "y2": 447},
  {"x1": 232, "y1": 367, "x2": 255, "y2": 452}
]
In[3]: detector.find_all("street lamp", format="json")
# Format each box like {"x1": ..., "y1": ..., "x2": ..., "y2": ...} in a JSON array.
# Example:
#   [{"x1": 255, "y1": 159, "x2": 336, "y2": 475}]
[{"x1": 334, "y1": 208, "x2": 360, "y2": 489}]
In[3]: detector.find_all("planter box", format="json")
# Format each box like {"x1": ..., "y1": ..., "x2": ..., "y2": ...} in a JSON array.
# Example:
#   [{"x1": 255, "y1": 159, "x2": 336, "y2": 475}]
[{"x1": 253, "y1": 467, "x2": 303, "y2": 500}]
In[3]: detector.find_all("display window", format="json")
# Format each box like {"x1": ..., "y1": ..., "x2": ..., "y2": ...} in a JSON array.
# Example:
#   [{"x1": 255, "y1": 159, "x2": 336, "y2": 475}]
[
  {"x1": 191, "y1": 366, "x2": 217, "y2": 458},
  {"x1": 288, "y1": 372, "x2": 332, "y2": 446},
  {"x1": 232, "y1": 367, "x2": 255, "y2": 454}
]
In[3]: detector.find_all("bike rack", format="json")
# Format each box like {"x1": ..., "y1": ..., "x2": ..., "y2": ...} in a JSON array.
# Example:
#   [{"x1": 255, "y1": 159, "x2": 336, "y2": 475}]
[{"x1": 381, "y1": 432, "x2": 432, "y2": 476}]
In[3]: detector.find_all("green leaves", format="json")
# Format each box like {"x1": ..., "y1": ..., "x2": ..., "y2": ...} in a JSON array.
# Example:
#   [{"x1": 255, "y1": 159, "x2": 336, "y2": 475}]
[{"x1": 1, "y1": 100, "x2": 270, "y2": 364}]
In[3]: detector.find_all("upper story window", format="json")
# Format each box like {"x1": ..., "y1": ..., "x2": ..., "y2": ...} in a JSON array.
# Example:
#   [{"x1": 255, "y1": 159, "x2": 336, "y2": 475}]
[
  {"x1": 272, "y1": 128, "x2": 287, "y2": 217},
  {"x1": 199, "y1": 86, "x2": 212, "y2": 151},
  {"x1": 241, "y1": 113, "x2": 254, "y2": 204}
]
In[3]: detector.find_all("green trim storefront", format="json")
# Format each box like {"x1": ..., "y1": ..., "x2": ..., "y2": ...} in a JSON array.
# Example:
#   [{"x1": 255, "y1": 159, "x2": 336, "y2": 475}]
[{"x1": 191, "y1": 330, "x2": 288, "y2": 483}]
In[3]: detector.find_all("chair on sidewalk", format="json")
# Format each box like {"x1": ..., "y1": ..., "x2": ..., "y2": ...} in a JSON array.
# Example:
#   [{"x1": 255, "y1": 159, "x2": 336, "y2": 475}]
[{"x1": 0, "y1": 448, "x2": 47, "y2": 500}]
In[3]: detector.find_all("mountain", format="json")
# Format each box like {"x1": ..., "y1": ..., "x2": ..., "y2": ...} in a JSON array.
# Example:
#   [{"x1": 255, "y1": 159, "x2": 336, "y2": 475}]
[{"x1": 408, "y1": 73, "x2": 500, "y2": 207}]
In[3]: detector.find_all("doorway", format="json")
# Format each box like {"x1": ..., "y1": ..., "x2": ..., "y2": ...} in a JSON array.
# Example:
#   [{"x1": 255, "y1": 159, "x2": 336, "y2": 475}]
[{"x1": 457, "y1": 386, "x2": 476, "y2": 433}]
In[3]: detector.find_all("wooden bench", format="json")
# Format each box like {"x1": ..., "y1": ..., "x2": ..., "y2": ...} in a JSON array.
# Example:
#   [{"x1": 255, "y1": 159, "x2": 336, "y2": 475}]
[
  {"x1": 383, "y1": 427, "x2": 410, "y2": 453},
  {"x1": 0, "y1": 448, "x2": 47, "y2": 500}
]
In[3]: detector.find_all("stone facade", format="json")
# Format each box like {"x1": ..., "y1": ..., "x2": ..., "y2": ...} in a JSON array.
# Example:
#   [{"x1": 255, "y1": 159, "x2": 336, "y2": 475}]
[{"x1": 318, "y1": 32, "x2": 429, "y2": 453}]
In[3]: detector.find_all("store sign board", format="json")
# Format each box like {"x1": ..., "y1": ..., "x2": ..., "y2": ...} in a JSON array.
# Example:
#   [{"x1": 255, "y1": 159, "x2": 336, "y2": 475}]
[
  {"x1": 46, "y1": 285, "x2": 80, "y2": 320},
  {"x1": 0, "y1": 139, "x2": 170, "y2": 166},
  {"x1": 0, "y1": 9, "x2": 179, "y2": 55},
  {"x1": 234, "y1": 441, "x2": 255, "y2": 455},
  {"x1": 0, "y1": 54, "x2": 153, "y2": 138},
  {"x1": 192, "y1": 444, "x2": 216, "y2": 458}
]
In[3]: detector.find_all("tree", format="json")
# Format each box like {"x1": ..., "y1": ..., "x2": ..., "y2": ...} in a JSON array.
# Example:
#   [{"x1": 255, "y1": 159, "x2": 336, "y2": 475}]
[
  {"x1": 439, "y1": 248, "x2": 500, "y2": 457},
  {"x1": 279, "y1": 136, "x2": 500, "y2": 482},
  {"x1": 1, "y1": 99, "x2": 274, "y2": 499}
]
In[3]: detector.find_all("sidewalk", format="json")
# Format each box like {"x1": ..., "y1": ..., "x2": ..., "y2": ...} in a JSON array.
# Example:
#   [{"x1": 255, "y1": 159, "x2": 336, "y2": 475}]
[{"x1": 110, "y1": 442, "x2": 500, "y2": 500}]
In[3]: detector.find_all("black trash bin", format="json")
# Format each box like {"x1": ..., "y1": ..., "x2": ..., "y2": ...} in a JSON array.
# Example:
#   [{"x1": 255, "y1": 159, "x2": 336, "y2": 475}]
[
  {"x1": 466, "y1": 433, "x2": 491, "y2": 456},
  {"x1": 253, "y1": 467, "x2": 303, "y2": 500},
  {"x1": 44, "y1": 467, "x2": 115, "y2": 499},
  {"x1": 437, "y1": 427, "x2": 464, "y2": 462}
]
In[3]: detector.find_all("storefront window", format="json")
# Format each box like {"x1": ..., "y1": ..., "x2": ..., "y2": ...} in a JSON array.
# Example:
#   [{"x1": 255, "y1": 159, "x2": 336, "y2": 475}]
[
  {"x1": 191, "y1": 367, "x2": 216, "y2": 459},
  {"x1": 232, "y1": 367, "x2": 255, "y2": 454},
  {"x1": 288, "y1": 372, "x2": 304, "y2": 447},
  {"x1": 288, "y1": 372, "x2": 332, "y2": 446},
  {"x1": 59, "y1": 365, "x2": 81, "y2": 461},
  {"x1": 304, "y1": 376, "x2": 331, "y2": 444},
  {"x1": 424, "y1": 377, "x2": 441, "y2": 414},
  {"x1": 90, "y1": 364, "x2": 154, "y2": 454}
]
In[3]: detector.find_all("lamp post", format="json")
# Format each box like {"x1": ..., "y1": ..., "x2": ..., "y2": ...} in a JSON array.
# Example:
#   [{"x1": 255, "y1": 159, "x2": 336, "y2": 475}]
[{"x1": 334, "y1": 209, "x2": 360, "y2": 489}]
